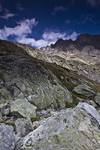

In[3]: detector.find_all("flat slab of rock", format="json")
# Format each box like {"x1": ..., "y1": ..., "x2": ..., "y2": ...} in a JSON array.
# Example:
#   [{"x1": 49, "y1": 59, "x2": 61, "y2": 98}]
[{"x1": 11, "y1": 98, "x2": 37, "y2": 119}]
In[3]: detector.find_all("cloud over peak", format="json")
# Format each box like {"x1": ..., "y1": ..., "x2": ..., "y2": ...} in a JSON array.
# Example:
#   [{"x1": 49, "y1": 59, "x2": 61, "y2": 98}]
[
  {"x1": 16, "y1": 31, "x2": 67, "y2": 48},
  {"x1": 42, "y1": 31, "x2": 67, "y2": 42},
  {"x1": 17, "y1": 31, "x2": 79, "y2": 48},
  {"x1": 0, "y1": 17, "x2": 79, "y2": 48}
]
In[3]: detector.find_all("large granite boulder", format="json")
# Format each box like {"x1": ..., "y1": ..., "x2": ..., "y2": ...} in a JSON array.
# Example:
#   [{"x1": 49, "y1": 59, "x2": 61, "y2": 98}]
[{"x1": 16, "y1": 103, "x2": 100, "y2": 150}]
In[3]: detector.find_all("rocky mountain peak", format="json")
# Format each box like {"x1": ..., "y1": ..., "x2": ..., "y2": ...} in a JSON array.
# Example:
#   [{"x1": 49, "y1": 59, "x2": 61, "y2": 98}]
[{"x1": 51, "y1": 34, "x2": 100, "y2": 50}]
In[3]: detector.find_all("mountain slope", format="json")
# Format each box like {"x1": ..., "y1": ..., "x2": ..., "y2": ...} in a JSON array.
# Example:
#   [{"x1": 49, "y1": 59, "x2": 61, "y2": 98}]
[{"x1": 0, "y1": 38, "x2": 100, "y2": 150}]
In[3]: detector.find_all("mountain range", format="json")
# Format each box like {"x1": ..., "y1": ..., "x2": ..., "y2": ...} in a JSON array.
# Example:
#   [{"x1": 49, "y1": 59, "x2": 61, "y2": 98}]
[{"x1": 51, "y1": 34, "x2": 100, "y2": 50}]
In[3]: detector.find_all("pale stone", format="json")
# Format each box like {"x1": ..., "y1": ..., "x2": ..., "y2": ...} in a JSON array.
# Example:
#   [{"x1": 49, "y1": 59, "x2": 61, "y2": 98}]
[{"x1": 11, "y1": 98, "x2": 37, "y2": 119}]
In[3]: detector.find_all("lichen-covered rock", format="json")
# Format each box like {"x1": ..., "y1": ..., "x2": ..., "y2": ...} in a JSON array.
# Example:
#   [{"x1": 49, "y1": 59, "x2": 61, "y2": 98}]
[
  {"x1": 0, "y1": 88, "x2": 12, "y2": 105},
  {"x1": 15, "y1": 118, "x2": 33, "y2": 137},
  {"x1": 0, "y1": 124, "x2": 16, "y2": 150},
  {"x1": 16, "y1": 103, "x2": 100, "y2": 150},
  {"x1": 26, "y1": 77, "x2": 73, "y2": 109},
  {"x1": 11, "y1": 98, "x2": 37, "y2": 119}
]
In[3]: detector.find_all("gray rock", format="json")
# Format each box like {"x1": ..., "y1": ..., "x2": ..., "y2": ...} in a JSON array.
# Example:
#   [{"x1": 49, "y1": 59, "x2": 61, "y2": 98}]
[
  {"x1": 0, "y1": 124, "x2": 16, "y2": 150},
  {"x1": 78, "y1": 102, "x2": 100, "y2": 124},
  {"x1": 27, "y1": 79, "x2": 73, "y2": 110},
  {"x1": 95, "y1": 92, "x2": 100, "y2": 106},
  {"x1": 16, "y1": 103, "x2": 100, "y2": 150},
  {"x1": 11, "y1": 98, "x2": 37, "y2": 119},
  {"x1": 0, "y1": 88, "x2": 12, "y2": 105},
  {"x1": 15, "y1": 118, "x2": 33, "y2": 137},
  {"x1": 73, "y1": 84, "x2": 95, "y2": 97},
  {"x1": 0, "y1": 103, "x2": 10, "y2": 116}
]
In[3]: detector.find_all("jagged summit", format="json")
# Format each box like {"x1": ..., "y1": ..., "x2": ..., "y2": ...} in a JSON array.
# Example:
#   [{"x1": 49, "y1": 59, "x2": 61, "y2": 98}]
[{"x1": 51, "y1": 34, "x2": 100, "y2": 50}]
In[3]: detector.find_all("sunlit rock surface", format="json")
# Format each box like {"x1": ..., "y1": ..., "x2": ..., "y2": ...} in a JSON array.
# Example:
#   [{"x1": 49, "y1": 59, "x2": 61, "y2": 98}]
[{"x1": 16, "y1": 103, "x2": 100, "y2": 150}]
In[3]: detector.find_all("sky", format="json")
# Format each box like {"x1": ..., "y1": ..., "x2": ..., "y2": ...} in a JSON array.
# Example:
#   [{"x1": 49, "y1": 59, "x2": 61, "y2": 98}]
[{"x1": 0, "y1": 0, "x2": 100, "y2": 48}]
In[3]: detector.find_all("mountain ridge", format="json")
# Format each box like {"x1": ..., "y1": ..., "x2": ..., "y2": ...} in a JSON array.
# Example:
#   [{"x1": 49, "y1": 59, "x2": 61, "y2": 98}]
[{"x1": 51, "y1": 33, "x2": 100, "y2": 50}]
